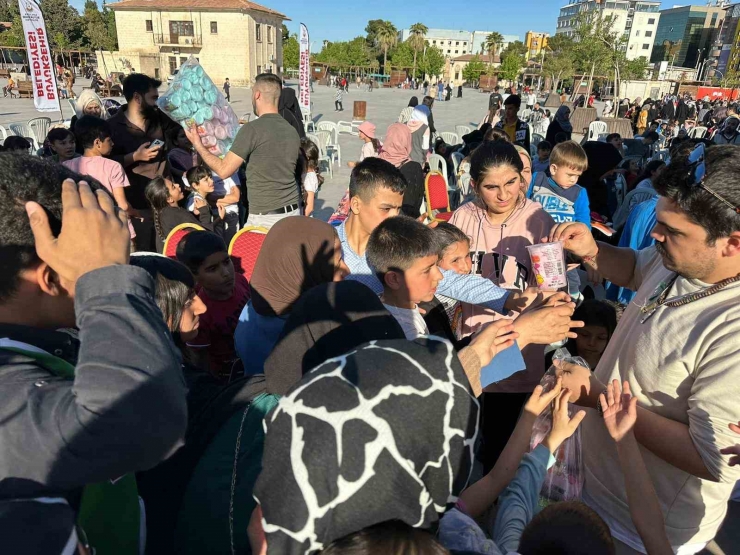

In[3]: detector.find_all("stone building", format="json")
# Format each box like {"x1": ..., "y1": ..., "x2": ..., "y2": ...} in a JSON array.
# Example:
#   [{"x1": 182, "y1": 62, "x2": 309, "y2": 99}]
[{"x1": 99, "y1": 0, "x2": 288, "y2": 86}]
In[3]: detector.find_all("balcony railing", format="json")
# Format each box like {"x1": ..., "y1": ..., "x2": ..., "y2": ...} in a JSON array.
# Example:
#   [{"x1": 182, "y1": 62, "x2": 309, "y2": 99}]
[{"x1": 153, "y1": 34, "x2": 202, "y2": 47}]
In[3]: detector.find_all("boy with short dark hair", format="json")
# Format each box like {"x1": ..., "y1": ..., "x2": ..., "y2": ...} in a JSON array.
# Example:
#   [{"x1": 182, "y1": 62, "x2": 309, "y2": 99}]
[
  {"x1": 46, "y1": 127, "x2": 77, "y2": 162},
  {"x1": 366, "y1": 216, "x2": 442, "y2": 339},
  {"x1": 528, "y1": 140, "x2": 591, "y2": 227},
  {"x1": 494, "y1": 94, "x2": 530, "y2": 151},
  {"x1": 223, "y1": 77, "x2": 230, "y2": 102},
  {"x1": 532, "y1": 140, "x2": 552, "y2": 173},
  {"x1": 176, "y1": 230, "x2": 250, "y2": 380}
]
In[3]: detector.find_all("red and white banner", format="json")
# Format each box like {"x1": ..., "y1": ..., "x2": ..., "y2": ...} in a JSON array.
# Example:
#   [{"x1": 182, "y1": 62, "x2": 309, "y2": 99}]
[
  {"x1": 18, "y1": 0, "x2": 59, "y2": 112},
  {"x1": 298, "y1": 23, "x2": 310, "y2": 113}
]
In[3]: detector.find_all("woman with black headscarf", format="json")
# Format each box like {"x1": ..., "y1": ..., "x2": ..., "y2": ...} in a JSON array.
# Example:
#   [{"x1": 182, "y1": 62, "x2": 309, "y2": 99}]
[
  {"x1": 675, "y1": 98, "x2": 689, "y2": 125},
  {"x1": 579, "y1": 141, "x2": 624, "y2": 217},
  {"x1": 278, "y1": 87, "x2": 306, "y2": 138},
  {"x1": 545, "y1": 105, "x2": 573, "y2": 145},
  {"x1": 408, "y1": 95, "x2": 419, "y2": 108}
]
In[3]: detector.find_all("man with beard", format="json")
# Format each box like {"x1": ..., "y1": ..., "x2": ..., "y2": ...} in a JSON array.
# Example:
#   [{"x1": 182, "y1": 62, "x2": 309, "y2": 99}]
[
  {"x1": 108, "y1": 73, "x2": 179, "y2": 251},
  {"x1": 186, "y1": 73, "x2": 300, "y2": 229},
  {"x1": 713, "y1": 115, "x2": 740, "y2": 146},
  {"x1": 547, "y1": 144, "x2": 740, "y2": 554}
]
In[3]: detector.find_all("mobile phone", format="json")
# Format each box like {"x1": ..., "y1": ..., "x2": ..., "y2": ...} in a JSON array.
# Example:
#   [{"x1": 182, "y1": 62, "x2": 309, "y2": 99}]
[{"x1": 150, "y1": 139, "x2": 164, "y2": 148}]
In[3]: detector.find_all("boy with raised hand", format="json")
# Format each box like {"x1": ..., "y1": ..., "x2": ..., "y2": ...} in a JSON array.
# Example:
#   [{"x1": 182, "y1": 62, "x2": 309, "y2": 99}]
[{"x1": 0, "y1": 155, "x2": 186, "y2": 553}]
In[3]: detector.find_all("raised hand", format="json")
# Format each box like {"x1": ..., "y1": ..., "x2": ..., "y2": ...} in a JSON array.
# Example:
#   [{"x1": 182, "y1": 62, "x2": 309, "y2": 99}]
[
  {"x1": 467, "y1": 320, "x2": 518, "y2": 368},
  {"x1": 554, "y1": 359, "x2": 606, "y2": 409},
  {"x1": 513, "y1": 301, "x2": 584, "y2": 348},
  {"x1": 523, "y1": 377, "x2": 563, "y2": 418},
  {"x1": 543, "y1": 222, "x2": 598, "y2": 259},
  {"x1": 543, "y1": 388, "x2": 587, "y2": 454},
  {"x1": 601, "y1": 380, "x2": 638, "y2": 443}
]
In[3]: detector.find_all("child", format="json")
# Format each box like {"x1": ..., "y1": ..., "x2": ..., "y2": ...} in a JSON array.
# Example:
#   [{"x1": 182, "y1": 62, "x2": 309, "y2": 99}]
[
  {"x1": 532, "y1": 140, "x2": 551, "y2": 173},
  {"x1": 223, "y1": 77, "x2": 230, "y2": 102},
  {"x1": 527, "y1": 140, "x2": 590, "y2": 227},
  {"x1": 334, "y1": 87, "x2": 343, "y2": 112},
  {"x1": 145, "y1": 176, "x2": 213, "y2": 253},
  {"x1": 418, "y1": 223, "x2": 471, "y2": 346},
  {"x1": 167, "y1": 126, "x2": 199, "y2": 184},
  {"x1": 46, "y1": 127, "x2": 77, "y2": 163},
  {"x1": 3, "y1": 136, "x2": 31, "y2": 152},
  {"x1": 186, "y1": 165, "x2": 240, "y2": 245},
  {"x1": 300, "y1": 138, "x2": 322, "y2": 218},
  {"x1": 63, "y1": 115, "x2": 137, "y2": 241},
  {"x1": 347, "y1": 121, "x2": 381, "y2": 168},
  {"x1": 176, "y1": 231, "x2": 250, "y2": 381},
  {"x1": 366, "y1": 216, "x2": 443, "y2": 340}
]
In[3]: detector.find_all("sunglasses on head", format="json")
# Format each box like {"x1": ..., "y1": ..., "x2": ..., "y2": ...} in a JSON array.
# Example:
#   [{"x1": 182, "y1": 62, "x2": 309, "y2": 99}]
[{"x1": 688, "y1": 143, "x2": 740, "y2": 215}]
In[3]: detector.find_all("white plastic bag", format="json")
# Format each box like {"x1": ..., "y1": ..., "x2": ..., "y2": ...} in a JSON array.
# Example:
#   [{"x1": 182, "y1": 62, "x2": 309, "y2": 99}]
[
  {"x1": 157, "y1": 56, "x2": 239, "y2": 157},
  {"x1": 529, "y1": 348, "x2": 585, "y2": 505}
]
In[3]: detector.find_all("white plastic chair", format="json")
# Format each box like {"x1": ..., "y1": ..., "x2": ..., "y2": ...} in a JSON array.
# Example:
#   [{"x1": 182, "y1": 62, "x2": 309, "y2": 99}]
[
  {"x1": 398, "y1": 106, "x2": 413, "y2": 123},
  {"x1": 455, "y1": 125, "x2": 472, "y2": 139},
  {"x1": 531, "y1": 133, "x2": 544, "y2": 146},
  {"x1": 520, "y1": 108, "x2": 532, "y2": 121},
  {"x1": 587, "y1": 121, "x2": 608, "y2": 141},
  {"x1": 308, "y1": 131, "x2": 334, "y2": 178},
  {"x1": 688, "y1": 126, "x2": 707, "y2": 139},
  {"x1": 337, "y1": 121, "x2": 354, "y2": 135},
  {"x1": 28, "y1": 117, "x2": 52, "y2": 147},
  {"x1": 301, "y1": 110, "x2": 315, "y2": 133},
  {"x1": 240, "y1": 113, "x2": 251, "y2": 123},
  {"x1": 9, "y1": 123, "x2": 37, "y2": 150},
  {"x1": 0, "y1": 125, "x2": 7, "y2": 141},
  {"x1": 428, "y1": 153, "x2": 450, "y2": 191},
  {"x1": 317, "y1": 121, "x2": 341, "y2": 165},
  {"x1": 67, "y1": 98, "x2": 77, "y2": 116},
  {"x1": 440, "y1": 132, "x2": 459, "y2": 146}
]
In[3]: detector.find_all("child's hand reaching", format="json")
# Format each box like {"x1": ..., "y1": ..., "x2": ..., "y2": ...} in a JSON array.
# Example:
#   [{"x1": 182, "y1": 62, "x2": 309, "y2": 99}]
[
  {"x1": 543, "y1": 389, "x2": 586, "y2": 455},
  {"x1": 601, "y1": 379, "x2": 638, "y2": 443},
  {"x1": 523, "y1": 377, "x2": 563, "y2": 418}
]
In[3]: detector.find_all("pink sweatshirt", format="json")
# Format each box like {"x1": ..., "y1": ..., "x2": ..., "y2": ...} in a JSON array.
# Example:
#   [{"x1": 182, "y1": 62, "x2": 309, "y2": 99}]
[{"x1": 449, "y1": 199, "x2": 555, "y2": 393}]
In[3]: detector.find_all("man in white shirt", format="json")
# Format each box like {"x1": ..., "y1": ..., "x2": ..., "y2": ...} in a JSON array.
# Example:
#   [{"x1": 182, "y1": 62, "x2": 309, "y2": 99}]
[{"x1": 550, "y1": 144, "x2": 740, "y2": 554}]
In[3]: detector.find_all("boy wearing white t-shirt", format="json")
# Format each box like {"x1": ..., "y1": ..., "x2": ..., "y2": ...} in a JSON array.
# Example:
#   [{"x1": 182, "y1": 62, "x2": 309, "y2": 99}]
[
  {"x1": 185, "y1": 165, "x2": 241, "y2": 245},
  {"x1": 366, "y1": 216, "x2": 442, "y2": 340}
]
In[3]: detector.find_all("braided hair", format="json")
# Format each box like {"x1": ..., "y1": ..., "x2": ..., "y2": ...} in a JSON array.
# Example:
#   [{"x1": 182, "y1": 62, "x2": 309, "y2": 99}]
[{"x1": 145, "y1": 176, "x2": 171, "y2": 241}]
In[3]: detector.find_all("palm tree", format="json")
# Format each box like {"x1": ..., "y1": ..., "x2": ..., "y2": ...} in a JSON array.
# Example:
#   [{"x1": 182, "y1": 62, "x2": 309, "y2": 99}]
[
  {"x1": 376, "y1": 21, "x2": 398, "y2": 75},
  {"x1": 408, "y1": 23, "x2": 428, "y2": 80},
  {"x1": 485, "y1": 32, "x2": 504, "y2": 67}
]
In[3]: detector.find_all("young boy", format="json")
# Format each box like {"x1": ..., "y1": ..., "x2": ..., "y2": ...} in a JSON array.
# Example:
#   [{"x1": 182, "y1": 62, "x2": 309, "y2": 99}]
[
  {"x1": 532, "y1": 140, "x2": 552, "y2": 173},
  {"x1": 186, "y1": 165, "x2": 240, "y2": 245},
  {"x1": 493, "y1": 94, "x2": 530, "y2": 152},
  {"x1": 176, "y1": 230, "x2": 250, "y2": 381},
  {"x1": 366, "y1": 216, "x2": 442, "y2": 340},
  {"x1": 527, "y1": 140, "x2": 590, "y2": 227},
  {"x1": 46, "y1": 127, "x2": 78, "y2": 162},
  {"x1": 334, "y1": 87, "x2": 343, "y2": 112},
  {"x1": 223, "y1": 77, "x2": 231, "y2": 102},
  {"x1": 64, "y1": 115, "x2": 137, "y2": 240}
]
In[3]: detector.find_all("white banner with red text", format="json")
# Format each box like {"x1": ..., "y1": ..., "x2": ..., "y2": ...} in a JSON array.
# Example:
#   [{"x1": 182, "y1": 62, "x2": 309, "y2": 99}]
[
  {"x1": 298, "y1": 23, "x2": 310, "y2": 114},
  {"x1": 18, "y1": 0, "x2": 59, "y2": 112}
]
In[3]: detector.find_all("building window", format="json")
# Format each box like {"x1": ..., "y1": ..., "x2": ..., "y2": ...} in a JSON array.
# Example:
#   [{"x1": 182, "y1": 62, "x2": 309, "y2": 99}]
[
  {"x1": 256, "y1": 24, "x2": 261, "y2": 42},
  {"x1": 268, "y1": 26, "x2": 273, "y2": 43},
  {"x1": 645, "y1": 30, "x2": 652, "y2": 37},
  {"x1": 154, "y1": 68, "x2": 160, "y2": 79},
  {"x1": 642, "y1": 43, "x2": 649, "y2": 49},
  {"x1": 711, "y1": 13, "x2": 718, "y2": 26},
  {"x1": 210, "y1": 21, "x2": 217, "y2": 34},
  {"x1": 635, "y1": 30, "x2": 640, "y2": 36},
  {"x1": 648, "y1": 18, "x2": 655, "y2": 24},
  {"x1": 170, "y1": 21, "x2": 194, "y2": 37},
  {"x1": 456, "y1": 41, "x2": 459, "y2": 45},
  {"x1": 455, "y1": 50, "x2": 458, "y2": 54},
  {"x1": 257, "y1": 65, "x2": 262, "y2": 74},
  {"x1": 145, "y1": 20, "x2": 153, "y2": 32}
]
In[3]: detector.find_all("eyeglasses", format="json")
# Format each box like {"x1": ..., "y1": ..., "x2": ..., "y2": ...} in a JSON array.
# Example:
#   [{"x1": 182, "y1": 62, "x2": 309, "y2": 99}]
[{"x1": 688, "y1": 143, "x2": 740, "y2": 215}]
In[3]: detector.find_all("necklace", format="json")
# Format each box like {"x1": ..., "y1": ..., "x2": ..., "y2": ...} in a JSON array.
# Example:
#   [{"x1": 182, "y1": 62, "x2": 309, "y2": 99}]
[{"x1": 639, "y1": 272, "x2": 740, "y2": 323}]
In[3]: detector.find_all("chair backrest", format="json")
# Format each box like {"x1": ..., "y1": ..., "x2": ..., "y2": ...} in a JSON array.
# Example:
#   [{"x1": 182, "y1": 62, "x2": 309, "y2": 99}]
[
  {"x1": 520, "y1": 108, "x2": 532, "y2": 121},
  {"x1": 0, "y1": 125, "x2": 7, "y2": 141},
  {"x1": 67, "y1": 98, "x2": 77, "y2": 115},
  {"x1": 28, "y1": 117, "x2": 52, "y2": 146},
  {"x1": 163, "y1": 223, "x2": 205, "y2": 258},
  {"x1": 313, "y1": 130, "x2": 332, "y2": 151},
  {"x1": 425, "y1": 171, "x2": 451, "y2": 214},
  {"x1": 613, "y1": 173, "x2": 627, "y2": 208},
  {"x1": 459, "y1": 173, "x2": 472, "y2": 197},
  {"x1": 531, "y1": 133, "x2": 544, "y2": 146},
  {"x1": 688, "y1": 126, "x2": 707, "y2": 139},
  {"x1": 451, "y1": 151, "x2": 463, "y2": 175},
  {"x1": 337, "y1": 121, "x2": 354, "y2": 134},
  {"x1": 455, "y1": 125, "x2": 472, "y2": 138},
  {"x1": 398, "y1": 106, "x2": 414, "y2": 123},
  {"x1": 240, "y1": 113, "x2": 251, "y2": 123},
  {"x1": 428, "y1": 153, "x2": 448, "y2": 180},
  {"x1": 440, "y1": 132, "x2": 459, "y2": 146},
  {"x1": 9, "y1": 123, "x2": 36, "y2": 149},
  {"x1": 587, "y1": 121, "x2": 608, "y2": 141},
  {"x1": 316, "y1": 121, "x2": 338, "y2": 142},
  {"x1": 228, "y1": 226, "x2": 268, "y2": 281}
]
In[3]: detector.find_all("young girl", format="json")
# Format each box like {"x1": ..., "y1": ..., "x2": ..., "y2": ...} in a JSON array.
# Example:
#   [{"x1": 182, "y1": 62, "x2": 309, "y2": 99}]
[
  {"x1": 449, "y1": 140, "x2": 555, "y2": 472},
  {"x1": 146, "y1": 176, "x2": 213, "y2": 253},
  {"x1": 300, "y1": 138, "x2": 323, "y2": 218},
  {"x1": 347, "y1": 121, "x2": 381, "y2": 168}
]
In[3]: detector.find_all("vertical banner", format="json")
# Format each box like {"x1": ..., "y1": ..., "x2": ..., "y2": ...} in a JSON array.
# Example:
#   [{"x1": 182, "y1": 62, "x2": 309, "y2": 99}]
[
  {"x1": 298, "y1": 23, "x2": 310, "y2": 113},
  {"x1": 18, "y1": 0, "x2": 60, "y2": 112}
]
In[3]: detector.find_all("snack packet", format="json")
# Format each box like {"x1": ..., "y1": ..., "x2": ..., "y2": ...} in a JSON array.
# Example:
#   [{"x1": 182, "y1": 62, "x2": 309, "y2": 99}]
[{"x1": 526, "y1": 241, "x2": 567, "y2": 291}]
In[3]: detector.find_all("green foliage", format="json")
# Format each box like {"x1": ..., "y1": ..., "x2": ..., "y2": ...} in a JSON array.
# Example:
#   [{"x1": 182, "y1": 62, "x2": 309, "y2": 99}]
[
  {"x1": 281, "y1": 23, "x2": 289, "y2": 44},
  {"x1": 313, "y1": 36, "x2": 373, "y2": 70},
  {"x1": 485, "y1": 32, "x2": 503, "y2": 59},
  {"x1": 283, "y1": 33, "x2": 299, "y2": 69},
  {"x1": 408, "y1": 22, "x2": 427, "y2": 79},
  {"x1": 40, "y1": 0, "x2": 84, "y2": 48},
  {"x1": 365, "y1": 19, "x2": 385, "y2": 48},
  {"x1": 500, "y1": 40, "x2": 527, "y2": 62},
  {"x1": 82, "y1": 0, "x2": 117, "y2": 51},
  {"x1": 375, "y1": 20, "x2": 397, "y2": 73},
  {"x1": 499, "y1": 54, "x2": 523, "y2": 82},
  {"x1": 462, "y1": 54, "x2": 486, "y2": 83},
  {"x1": 390, "y1": 41, "x2": 414, "y2": 69},
  {"x1": 624, "y1": 56, "x2": 648, "y2": 80},
  {"x1": 0, "y1": 0, "x2": 23, "y2": 47},
  {"x1": 418, "y1": 45, "x2": 445, "y2": 79}
]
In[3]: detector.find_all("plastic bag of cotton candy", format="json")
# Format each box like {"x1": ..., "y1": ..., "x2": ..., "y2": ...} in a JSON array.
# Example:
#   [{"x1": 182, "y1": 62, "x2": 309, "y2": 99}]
[{"x1": 157, "y1": 56, "x2": 240, "y2": 157}]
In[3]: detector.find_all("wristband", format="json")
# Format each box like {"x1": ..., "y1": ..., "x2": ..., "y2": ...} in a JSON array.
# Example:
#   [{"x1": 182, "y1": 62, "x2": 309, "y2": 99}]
[
  {"x1": 582, "y1": 245, "x2": 600, "y2": 269},
  {"x1": 596, "y1": 388, "x2": 608, "y2": 416}
]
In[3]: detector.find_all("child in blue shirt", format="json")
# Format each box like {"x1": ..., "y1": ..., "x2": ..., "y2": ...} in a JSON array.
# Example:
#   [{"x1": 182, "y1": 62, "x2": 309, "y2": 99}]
[{"x1": 527, "y1": 140, "x2": 590, "y2": 228}]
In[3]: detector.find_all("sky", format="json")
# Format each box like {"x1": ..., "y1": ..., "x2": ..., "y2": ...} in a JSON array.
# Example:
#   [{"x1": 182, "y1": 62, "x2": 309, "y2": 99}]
[{"x1": 74, "y1": 0, "x2": 681, "y2": 50}]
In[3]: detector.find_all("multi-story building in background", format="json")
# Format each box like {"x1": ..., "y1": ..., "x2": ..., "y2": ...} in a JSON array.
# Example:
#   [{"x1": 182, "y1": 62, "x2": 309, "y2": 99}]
[
  {"x1": 525, "y1": 31, "x2": 550, "y2": 59},
  {"x1": 398, "y1": 28, "x2": 519, "y2": 59},
  {"x1": 556, "y1": 0, "x2": 661, "y2": 60},
  {"x1": 707, "y1": 2, "x2": 740, "y2": 79},
  {"x1": 650, "y1": 5, "x2": 724, "y2": 69}
]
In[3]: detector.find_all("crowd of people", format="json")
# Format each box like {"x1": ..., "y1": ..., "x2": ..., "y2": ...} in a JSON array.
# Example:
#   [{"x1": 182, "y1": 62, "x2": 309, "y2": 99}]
[{"x1": 1, "y1": 67, "x2": 740, "y2": 555}]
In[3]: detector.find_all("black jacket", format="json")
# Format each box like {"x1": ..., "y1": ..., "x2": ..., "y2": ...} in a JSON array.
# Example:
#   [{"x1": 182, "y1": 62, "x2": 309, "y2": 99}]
[
  {"x1": 495, "y1": 118, "x2": 531, "y2": 152},
  {"x1": 0, "y1": 266, "x2": 187, "y2": 550}
]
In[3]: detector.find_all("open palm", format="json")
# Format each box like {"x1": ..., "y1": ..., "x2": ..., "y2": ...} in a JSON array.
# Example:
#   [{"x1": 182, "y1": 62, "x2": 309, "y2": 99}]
[{"x1": 601, "y1": 380, "x2": 638, "y2": 443}]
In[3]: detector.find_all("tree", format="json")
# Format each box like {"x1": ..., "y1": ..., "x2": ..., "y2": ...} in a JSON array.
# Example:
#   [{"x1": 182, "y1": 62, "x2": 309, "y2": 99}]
[
  {"x1": 313, "y1": 37, "x2": 373, "y2": 71},
  {"x1": 82, "y1": 0, "x2": 116, "y2": 51},
  {"x1": 484, "y1": 31, "x2": 503, "y2": 70},
  {"x1": 408, "y1": 22, "x2": 427, "y2": 80},
  {"x1": 543, "y1": 34, "x2": 575, "y2": 91},
  {"x1": 103, "y1": 6, "x2": 117, "y2": 51},
  {"x1": 462, "y1": 54, "x2": 486, "y2": 84},
  {"x1": 418, "y1": 45, "x2": 445, "y2": 81},
  {"x1": 376, "y1": 20, "x2": 397, "y2": 75},
  {"x1": 283, "y1": 33, "x2": 299, "y2": 69},
  {"x1": 0, "y1": 0, "x2": 24, "y2": 48},
  {"x1": 499, "y1": 54, "x2": 523, "y2": 83},
  {"x1": 365, "y1": 19, "x2": 385, "y2": 49},
  {"x1": 571, "y1": 11, "x2": 613, "y2": 100},
  {"x1": 390, "y1": 41, "x2": 414, "y2": 70},
  {"x1": 500, "y1": 40, "x2": 527, "y2": 62},
  {"x1": 40, "y1": 0, "x2": 84, "y2": 49},
  {"x1": 281, "y1": 23, "x2": 289, "y2": 44}
]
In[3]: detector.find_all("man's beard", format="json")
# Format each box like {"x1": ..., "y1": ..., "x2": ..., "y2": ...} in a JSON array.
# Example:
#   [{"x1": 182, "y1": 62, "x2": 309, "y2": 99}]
[{"x1": 142, "y1": 103, "x2": 159, "y2": 121}]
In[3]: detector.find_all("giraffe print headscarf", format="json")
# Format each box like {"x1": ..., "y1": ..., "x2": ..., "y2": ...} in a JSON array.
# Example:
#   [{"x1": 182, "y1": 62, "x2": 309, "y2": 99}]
[{"x1": 254, "y1": 337, "x2": 479, "y2": 554}]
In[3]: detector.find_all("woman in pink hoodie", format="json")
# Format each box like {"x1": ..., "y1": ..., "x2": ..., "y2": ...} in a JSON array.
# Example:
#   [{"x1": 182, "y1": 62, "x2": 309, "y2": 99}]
[{"x1": 449, "y1": 140, "x2": 555, "y2": 473}]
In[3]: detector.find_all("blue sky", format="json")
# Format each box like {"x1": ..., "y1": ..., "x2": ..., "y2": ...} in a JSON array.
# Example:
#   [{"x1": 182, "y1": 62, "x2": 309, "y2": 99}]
[{"x1": 75, "y1": 0, "x2": 679, "y2": 49}]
